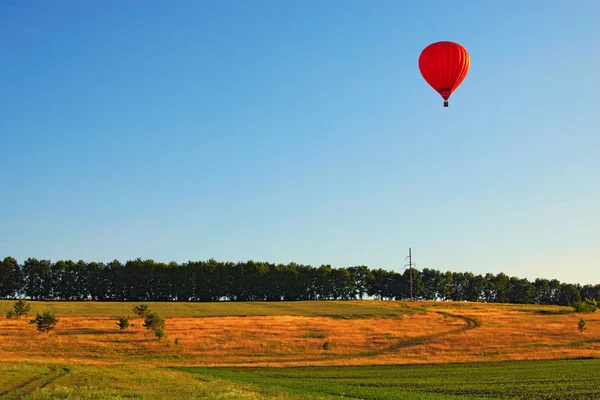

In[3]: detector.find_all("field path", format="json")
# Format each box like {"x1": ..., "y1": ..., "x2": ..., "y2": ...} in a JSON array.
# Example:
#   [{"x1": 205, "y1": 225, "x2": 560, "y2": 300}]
[
  {"x1": 381, "y1": 311, "x2": 481, "y2": 353},
  {"x1": 0, "y1": 366, "x2": 69, "y2": 400},
  {"x1": 290, "y1": 309, "x2": 483, "y2": 365}
]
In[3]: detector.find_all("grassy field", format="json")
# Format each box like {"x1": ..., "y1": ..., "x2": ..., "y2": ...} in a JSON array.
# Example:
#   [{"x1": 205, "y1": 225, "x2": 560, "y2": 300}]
[
  {"x1": 0, "y1": 299, "x2": 424, "y2": 318},
  {"x1": 182, "y1": 358, "x2": 600, "y2": 399},
  {"x1": 0, "y1": 362, "x2": 273, "y2": 400},
  {"x1": 1, "y1": 300, "x2": 599, "y2": 398},
  {"x1": 2, "y1": 358, "x2": 600, "y2": 399}
]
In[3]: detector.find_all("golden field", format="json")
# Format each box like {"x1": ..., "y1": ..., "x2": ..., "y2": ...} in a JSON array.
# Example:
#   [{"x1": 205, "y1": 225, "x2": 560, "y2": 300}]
[{"x1": 1, "y1": 300, "x2": 598, "y2": 368}]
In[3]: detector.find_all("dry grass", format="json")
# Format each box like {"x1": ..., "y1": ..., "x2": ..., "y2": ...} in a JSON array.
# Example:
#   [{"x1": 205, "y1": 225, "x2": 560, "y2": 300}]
[{"x1": 1, "y1": 301, "x2": 599, "y2": 368}]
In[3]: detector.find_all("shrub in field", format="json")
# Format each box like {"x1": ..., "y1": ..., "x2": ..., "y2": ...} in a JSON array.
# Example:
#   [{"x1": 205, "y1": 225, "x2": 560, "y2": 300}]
[
  {"x1": 143, "y1": 312, "x2": 166, "y2": 339},
  {"x1": 154, "y1": 327, "x2": 166, "y2": 340},
  {"x1": 116, "y1": 317, "x2": 130, "y2": 330},
  {"x1": 132, "y1": 304, "x2": 150, "y2": 319},
  {"x1": 6, "y1": 299, "x2": 31, "y2": 319},
  {"x1": 143, "y1": 312, "x2": 164, "y2": 330},
  {"x1": 578, "y1": 318, "x2": 587, "y2": 333},
  {"x1": 572, "y1": 298, "x2": 598, "y2": 314},
  {"x1": 29, "y1": 311, "x2": 59, "y2": 333},
  {"x1": 13, "y1": 299, "x2": 31, "y2": 317}
]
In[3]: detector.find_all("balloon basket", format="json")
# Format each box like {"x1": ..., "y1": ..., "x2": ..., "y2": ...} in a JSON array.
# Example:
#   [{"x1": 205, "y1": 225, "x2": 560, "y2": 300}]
[{"x1": 443, "y1": 100, "x2": 448, "y2": 107}]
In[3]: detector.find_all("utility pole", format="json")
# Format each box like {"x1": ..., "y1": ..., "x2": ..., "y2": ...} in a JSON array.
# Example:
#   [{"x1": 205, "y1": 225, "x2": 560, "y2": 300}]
[
  {"x1": 404, "y1": 247, "x2": 415, "y2": 300},
  {"x1": 409, "y1": 248, "x2": 413, "y2": 300}
]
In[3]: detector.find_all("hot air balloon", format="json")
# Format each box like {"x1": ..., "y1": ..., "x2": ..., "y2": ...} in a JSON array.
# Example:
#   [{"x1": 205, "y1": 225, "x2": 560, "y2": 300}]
[{"x1": 418, "y1": 41, "x2": 470, "y2": 107}]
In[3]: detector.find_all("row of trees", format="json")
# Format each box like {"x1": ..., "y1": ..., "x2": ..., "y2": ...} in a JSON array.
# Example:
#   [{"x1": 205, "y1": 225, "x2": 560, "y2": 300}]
[{"x1": 0, "y1": 256, "x2": 597, "y2": 305}]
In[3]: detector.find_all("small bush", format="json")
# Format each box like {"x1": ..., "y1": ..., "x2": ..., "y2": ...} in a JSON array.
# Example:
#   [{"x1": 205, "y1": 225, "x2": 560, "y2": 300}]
[
  {"x1": 143, "y1": 312, "x2": 166, "y2": 340},
  {"x1": 155, "y1": 327, "x2": 166, "y2": 340},
  {"x1": 6, "y1": 299, "x2": 31, "y2": 319},
  {"x1": 132, "y1": 304, "x2": 150, "y2": 319},
  {"x1": 29, "y1": 311, "x2": 59, "y2": 333},
  {"x1": 578, "y1": 318, "x2": 587, "y2": 333},
  {"x1": 174, "y1": 338, "x2": 179, "y2": 345},
  {"x1": 13, "y1": 299, "x2": 31, "y2": 317},
  {"x1": 116, "y1": 317, "x2": 130, "y2": 330},
  {"x1": 143, "y1": 312, "x2": 165, "y2": 331},
  {"x1": 572, "y1": 298, "x2": 598, "y2": 314}
]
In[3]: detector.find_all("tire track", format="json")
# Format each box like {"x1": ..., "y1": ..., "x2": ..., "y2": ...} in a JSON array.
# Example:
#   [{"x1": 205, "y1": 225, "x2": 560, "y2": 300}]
[
  {"x1": 0, "y1": 367, "x2": 69, "y2": 400},
  {"x1": 315, "y1": 310, "x2": 483, "y2": 363},
  {"x1": 0, "y1": 377, "x2": 41, "y2": 398},
  {"x1": 203, "y1": 310, "x2": 483, "y2": 366}
]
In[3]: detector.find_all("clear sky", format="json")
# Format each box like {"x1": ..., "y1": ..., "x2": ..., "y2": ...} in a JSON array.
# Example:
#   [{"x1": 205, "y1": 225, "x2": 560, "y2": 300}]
[{"x1": 1, "y1": 1, "x2": 598, "y2": 285}]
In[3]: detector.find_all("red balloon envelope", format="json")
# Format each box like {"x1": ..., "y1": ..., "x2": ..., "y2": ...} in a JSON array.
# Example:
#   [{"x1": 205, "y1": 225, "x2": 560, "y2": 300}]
[{"x1": 418, "y1": 41, "x2": 470, "y2": 107}]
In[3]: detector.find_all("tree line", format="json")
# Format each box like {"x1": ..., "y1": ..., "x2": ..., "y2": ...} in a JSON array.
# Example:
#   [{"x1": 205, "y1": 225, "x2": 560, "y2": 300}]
[{"x1": 0, "y1": 256, "x2": 597, "y2": 305}]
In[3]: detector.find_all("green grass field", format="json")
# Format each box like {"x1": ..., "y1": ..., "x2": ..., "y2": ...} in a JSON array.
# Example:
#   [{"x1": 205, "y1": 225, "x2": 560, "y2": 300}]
[
  {"x1": 182, "y1": 359, "x2": 600, "y2": 399},
  {"x1": 0, "y1": 362, "x2": 272, "y2": 400},
  {"x1": 0, "y1": 299, "x2": 423, "y2": 318},
  {"x1": 2, "y1": 359, "x2": 599, "y2": 399}
]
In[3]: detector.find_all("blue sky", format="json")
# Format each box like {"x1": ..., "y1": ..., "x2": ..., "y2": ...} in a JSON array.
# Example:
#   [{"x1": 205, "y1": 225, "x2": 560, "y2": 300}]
[{"x1": 1, "y1": 1, "x2": 598, "y2": 284}]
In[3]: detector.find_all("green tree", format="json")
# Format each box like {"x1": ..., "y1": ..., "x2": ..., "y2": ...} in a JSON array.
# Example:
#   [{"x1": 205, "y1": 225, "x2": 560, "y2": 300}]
[
  {"x1": 572, "y1": 298, "x2": 597, "y2": 313},
  {"x1": 441, "y1": 271, "x2": 454, "y2": 301},
  {"x1": 0, "y1": 257, "x2": 21, "y2": 299},
  {"x1": 347, "y1": 266, "x2": 373, "y2": 300},
  {"x1": 105, "y1": 259, "x2": 125, "y2": 300},
  {"x1": 52, "y1": 260, "x2": 72, "y2": 299},
  {"x1": 549, "y1": 279, "x2": 561, "y2": 304},
  {"x1": 558, "y1": 283, "x2": 581, "y2": 306},
  {"x1": 269, "y1": 263, "x2": 298, "y2": 301},
  {"x1": 492, "y1": 273, "x2": 510, "y2": 303},
  {"x1": 482, "y1": 273, "x2": 496, "y2": 302},
  {"x1": 132, "y1": 304, "x2": 150, "y2": 319},
  {"x1": 116, "y1": 317, "x2": 130, "y2": 330},
  {"x1": 22, "y1": 258, "x2": 52, "y2": 299},
  {"x1": 506, "y1": 277, "x2": 534, "y2": 304},
  {"x1": 72, "y1": 260, "x2": 89, "y2": 300},
  {"x1": 367, "y1": 269, "x2": 395, "y2": 300},
  {"x1": 395, "y1": 268, "x2": 424, "y2": 300},
  {"x1": 6, "y1": 299, "x2": 31, "y2": 318},
  {"x1": 143, "y1": 312, "x2": 166, "y2": 339},
  {"x1": 411, "y1": 269, "x2": 425, "y2": 300},
  {"x1": 330, "y1": 268, "x2": 355, "y2": 300},
  {"x1": 87, "y1": 261, "x2": 109, "y2": 300},
  {"x1": 449, "y1": 272, "x2": 467, "y2": 301},
  {"x1": 171, "y1": 262, "x2": 195, "y2": 301},
  {"x1": 154, "y1": 327, "x2": 166, "y2": 340},
  {"x1": 581, "y1": 285, "x2": 600, "y2": 303},
  {"x1": 29, "y1": 311, "x2": 59, "y2": 333},
  {"x1": 123, "y1": 258, "x2": 151, "y2": 301},
  {"x1": 533, "y1": 278, "x2": 551, "y2": 304},
  {"x1": 465, "y1": 274, "x2": 487, "y2": 302},
  {"x1": 316, "y1": 265, "x2": 334, "y2": 300},
  {"x1": 578, "y1": 318, "x2": 587, "y2": 333},
  {"x1": 143, "y1": 312, "x2": 165, "y2": 331},
  {"x1": 420, "y1": 268, "x2": 443, "y2": 300}
]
